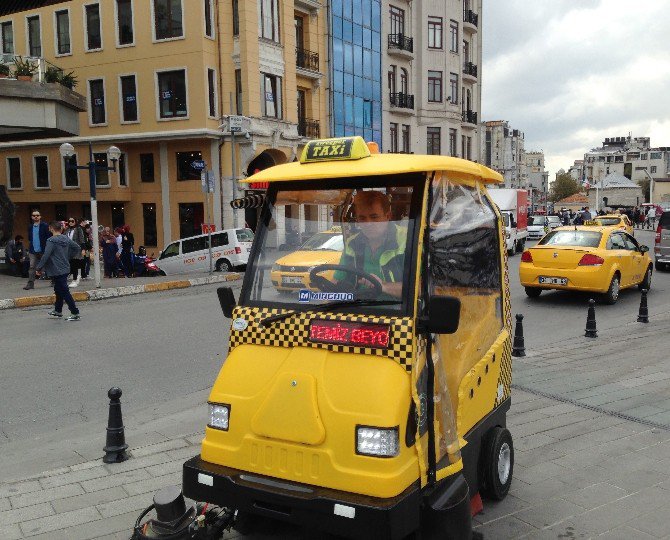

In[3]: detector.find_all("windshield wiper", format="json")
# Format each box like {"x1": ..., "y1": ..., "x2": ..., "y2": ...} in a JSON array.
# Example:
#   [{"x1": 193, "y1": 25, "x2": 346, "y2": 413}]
[{"x1": 259, "y1": 299, "x2": 402, "y2": 328}]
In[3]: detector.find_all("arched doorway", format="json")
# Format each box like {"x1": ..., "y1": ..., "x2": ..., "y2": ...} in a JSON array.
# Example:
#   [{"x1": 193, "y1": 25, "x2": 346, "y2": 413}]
[{"x1": 244, "y1": 149, "x2": 288, "y2": 230}]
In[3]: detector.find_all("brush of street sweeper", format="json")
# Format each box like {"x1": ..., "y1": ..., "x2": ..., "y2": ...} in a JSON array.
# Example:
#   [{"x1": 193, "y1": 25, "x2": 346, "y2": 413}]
[{"x1": 132, "y1": 486, "x2": 234, "y2": 540}]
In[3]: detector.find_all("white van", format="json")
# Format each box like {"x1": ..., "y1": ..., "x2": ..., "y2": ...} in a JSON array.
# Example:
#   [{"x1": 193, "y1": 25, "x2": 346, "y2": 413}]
[{"x1": 156, "y1": 228, "x2": 253, "y2": 275}]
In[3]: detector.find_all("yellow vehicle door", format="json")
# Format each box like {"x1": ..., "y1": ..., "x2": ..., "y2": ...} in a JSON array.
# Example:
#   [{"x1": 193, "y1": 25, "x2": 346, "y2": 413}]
[
  {"x1": 607, "y1": 232, "x2": 632, "y2": 286},
  {"x1": 622, "y1": 232, "x2": 645, "y2": 284}
]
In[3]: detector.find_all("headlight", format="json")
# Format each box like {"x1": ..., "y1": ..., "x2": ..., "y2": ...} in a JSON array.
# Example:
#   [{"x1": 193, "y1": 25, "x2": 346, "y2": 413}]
[
  {"x1": 208, "y1": 403, "x2": 230, "y2": 430},
  {"x1": 271, "y1": 263, "x2": 280, "y2": 272},
  {"x1": 356, "y1": 426, "x2": 399, "y2": 457}
]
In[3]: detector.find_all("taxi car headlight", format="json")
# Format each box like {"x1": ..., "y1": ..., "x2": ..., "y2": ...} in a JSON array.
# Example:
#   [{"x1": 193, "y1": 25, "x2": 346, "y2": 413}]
[
  {"x1": 356, "y1": 426, "x2": 399, "y2": 457},
  {"x1": 208, "y1": 403, "x2": 230, "y2": 431},
  {"x1": 271, "y1": 263, "x2": 280, "y2": 272}
]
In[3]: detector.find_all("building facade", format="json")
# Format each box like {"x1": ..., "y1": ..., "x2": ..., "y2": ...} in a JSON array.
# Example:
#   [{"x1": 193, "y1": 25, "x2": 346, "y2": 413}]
[
  {"x1": 0, "y1": 0, "x2": 329, "y2": 250},
  {"x1": 482, "y1": 120, "x2": 525, "y2": 187}
]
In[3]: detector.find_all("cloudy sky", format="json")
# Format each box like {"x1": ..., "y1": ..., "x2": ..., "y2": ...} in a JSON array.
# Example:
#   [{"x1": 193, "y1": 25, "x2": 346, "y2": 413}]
[{"x1": 482, "y1": 0, "x2": 670, "y2": 178}]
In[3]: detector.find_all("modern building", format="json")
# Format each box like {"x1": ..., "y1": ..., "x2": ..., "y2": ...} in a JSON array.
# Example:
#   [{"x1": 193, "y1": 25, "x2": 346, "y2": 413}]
[
  {"x1": 522, "y1": 150, "x2": 548, "y2": 213},
  {"x1": 381, "y1": 0, "x2": 482, "y2": 158},
  {"x1": 0, "y1": 0, "x2": 329, "y2": 250},
  {"x1": 481, "y1": 120, "x2": 525, "y2": 187}
]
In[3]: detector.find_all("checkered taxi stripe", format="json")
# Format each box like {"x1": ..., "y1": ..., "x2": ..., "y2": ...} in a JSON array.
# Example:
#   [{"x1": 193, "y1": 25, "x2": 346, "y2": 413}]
[
  {"x1": 229, "y1": 306, "x2": 415, "y2": 371},
  {"x1": 496, "y1": 222, "x2": 513, "y2": 406}
]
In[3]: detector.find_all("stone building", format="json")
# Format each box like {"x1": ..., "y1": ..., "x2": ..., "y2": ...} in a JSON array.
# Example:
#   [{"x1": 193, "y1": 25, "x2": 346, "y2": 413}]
[{"x1": 587, "y1": 173, "x2": 643, "y2": 210}]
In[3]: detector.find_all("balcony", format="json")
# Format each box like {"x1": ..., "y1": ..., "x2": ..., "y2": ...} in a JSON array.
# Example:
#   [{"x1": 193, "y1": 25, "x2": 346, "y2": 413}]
[
  {"x1": 463, "y1": 9, "x2": 478, "y2": 32},
  {"x1": 387, "y1": 34, "x2": 414, "y2": 58},
  {"x1": 298, "y1": 118, "x2": 320, "y2": 138},
  {"x1": 390, "y1": 92, "x2": 414, "y2": 112},
  {"x1": 463, "y1": 61, "x2": 478, "y2": 82},
  {"x1": 462, "y1": 109, "x2": 478, "y2": 127},
  {"x1": 296, "y1": 47, "x2": 320, "y2": 79}
]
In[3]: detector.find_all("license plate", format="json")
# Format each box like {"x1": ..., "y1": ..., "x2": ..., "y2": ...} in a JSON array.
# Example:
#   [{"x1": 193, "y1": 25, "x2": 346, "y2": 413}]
[
  {"x1": 539, "y1": 276, "x2": 567, "y2": 285},
  {"x1": 282, "y1": 276, "x2": 303, "y2": 285}
]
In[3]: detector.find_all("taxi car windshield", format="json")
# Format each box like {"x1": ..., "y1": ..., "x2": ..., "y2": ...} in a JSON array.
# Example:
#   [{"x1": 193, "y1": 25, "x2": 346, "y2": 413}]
[
  {"x1": 595, "y1": 218, "x2": 621, "y2": 226},
  {"x1": 300, "y1": 232, "x2": 344, "y2": 251},
  {"x1": 538, "y1": 230, "x2": 602, "y2": 248}
]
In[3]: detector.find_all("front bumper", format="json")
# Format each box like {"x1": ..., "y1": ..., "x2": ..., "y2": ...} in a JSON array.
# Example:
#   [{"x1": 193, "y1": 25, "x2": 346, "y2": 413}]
[{"x1": 183, "y1": 456, "x2": 471, "y2": 539}]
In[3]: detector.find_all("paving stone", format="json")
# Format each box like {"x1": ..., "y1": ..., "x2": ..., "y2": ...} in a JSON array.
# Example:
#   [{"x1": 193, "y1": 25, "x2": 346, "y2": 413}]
[
  {"x1": 10, "y1": 483, "x2": 84, "y2": 509},
  {"x1": 69, "y1": 460, "x2": 106, "y2": 472},
  {"x1": 97, "y1": 492, "x2": 155, "y2": 518},
  {"x1": 520, "y1": 520, "x2": 590, "y2": 539},
  {"x1": 514, "y1": 434, "x2": 558, "y2": 453},
  {"x1": 0, "y1": 498, "x2": 9, "y2": 511},
  {"x1": 514, "y1": 447, "x2": 567, "y2": 469},
  {"x1": 637, "y1": 440, "x2": 670, "y2": 462},
  {"x1": 627, "y1": 504, "x2": 670, "y2": 538},
  {"x1": 122, "y1": 471, "x2": 182, "y2": 496},
  {"x1": 514, "y1": 461, "x2": 568, "y2": 485},
  {"x1": 0, "y1": 502, "x2": 54, "y2": 526},
  {"x1": 51, "y1": 486, "x2": 127, "y2": 514},
  {"x1": 596, "y1": 525, "x2": 657, "y2": 539},
  {"x1": 101, "y1": 452, "x2": 174, "y2": 475},
  {"x1": 510, "y1": 476, "x2": 571, "y2": 504},
  {"x1": 165, "y1": 445, "x2": 200, "y2": 461},
  {"x1": 561, "y1": 482, "x2": 629, "y2": 510},
  {"x1": 128, "y1": 438, "x2": 189, "y2": 458},
  {"x1": 39, "y1": 465, "x2": 109, "y2": 489},
  {"x1": 0, "y1": 480, "x2": 42, "y2": 498},
  {"x1": 508, "y1": 409, "x2": 552, "y2": 427},
  {"x1": 514, "y1": 498, "x2": 586, "y2": 529},
  {"x1": 603, "y1": 465, "x2": 667, "y2": 492},
  {"x1": 145, "y1": 458, "x2": 185, "y2": 478},
  {"x1": 473, "y1": 515, "x2": 538, "y2": 539},
  {"x1": 0, "y1": 523, "x2": 22, "y2": 540},
  {"x1": 20, "y1": 506, "x2": 101, "y2": 537},
  {"x1": 477, "y1": 494, "x2": 531, "y2": 524},
  {"x1": 81, "y1": 469, "x2": 151, "y2": 493},
  {"x1": 186, "y1": 434, "x2": 204, "y2": 445}
]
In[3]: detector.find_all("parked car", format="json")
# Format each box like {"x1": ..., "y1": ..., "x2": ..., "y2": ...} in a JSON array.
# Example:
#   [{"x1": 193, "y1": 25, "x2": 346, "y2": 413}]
[
  {"x1": 527, "y1": 215, "x2": 561, "y2": 240},
  {"x1": 654, "y1": 211, "x2": 670, "y2": 271},
  {"x1": 156, "y1": 228, "x2": 253, "y2": 275}
]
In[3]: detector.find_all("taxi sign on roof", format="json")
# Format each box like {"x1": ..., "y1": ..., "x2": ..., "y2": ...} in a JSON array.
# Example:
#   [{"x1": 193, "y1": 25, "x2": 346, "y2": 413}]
[
  {"x1": 583, "y1": 220, "x2": 599, "y2": 226},
  {"x1": 300, "y1": 136, "x2": 370, "y2": 163}
]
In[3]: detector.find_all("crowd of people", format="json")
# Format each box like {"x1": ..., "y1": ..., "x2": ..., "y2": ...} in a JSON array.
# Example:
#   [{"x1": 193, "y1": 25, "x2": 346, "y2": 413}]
[{"x1": 551, "y1": 205, "x2": 660, "y2": 228}]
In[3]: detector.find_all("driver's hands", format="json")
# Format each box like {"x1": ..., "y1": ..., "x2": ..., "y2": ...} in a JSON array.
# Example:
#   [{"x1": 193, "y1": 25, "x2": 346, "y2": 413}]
[{"x1": 357, "y1": 274, "x2": 382, "y2": 289}]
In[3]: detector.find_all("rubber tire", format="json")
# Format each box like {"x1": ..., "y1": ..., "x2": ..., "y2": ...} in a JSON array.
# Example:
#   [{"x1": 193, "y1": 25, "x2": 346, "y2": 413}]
[
  {"x1": 603, "y1": 274, "x2": 620, "y2": 305},
  {"x1": 480, "y1": 427, "x2": 514, "y2": 501},
  {"x1": 158, "y1": 270, "x2": 166, "y2": 276},
  {"x1": 516, "y1": 240, "x2": 525, "y2": 253},
  {"x1": 525, "y1": 287, "x2": 542, "y2": 298},
  {"x1": 655, "y1": 261, "x2": 666, "y2": 272},
  {"x1": 638, "y1": 265, "x2": 652, "y2": 291},
  {"x1": 216, "y1": 258, "x2": 233, "y2": 272}
]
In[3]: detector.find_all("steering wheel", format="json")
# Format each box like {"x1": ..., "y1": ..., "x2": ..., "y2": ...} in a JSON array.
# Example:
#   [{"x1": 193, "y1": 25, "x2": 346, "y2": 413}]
[{"x1": 309, "y1": 264, "x2": 382, "y2": 296}]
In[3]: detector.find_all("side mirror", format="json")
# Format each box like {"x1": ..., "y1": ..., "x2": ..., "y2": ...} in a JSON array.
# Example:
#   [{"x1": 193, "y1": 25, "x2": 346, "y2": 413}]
[
  {"x1": 639, "y1": 245, "x2": 649, "y2": 253},
  {"x1": 425, "y1": 296, "x2": 461, "y2": 334},
  {"x1": 217, "y1": 286, "x2": 237, "y2": 318}
]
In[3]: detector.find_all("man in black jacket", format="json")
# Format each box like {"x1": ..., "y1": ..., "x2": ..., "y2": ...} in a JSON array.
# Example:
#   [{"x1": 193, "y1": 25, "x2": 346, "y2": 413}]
[{"x1": 24, "y1": 210, "x2": 51, "y2": 290}]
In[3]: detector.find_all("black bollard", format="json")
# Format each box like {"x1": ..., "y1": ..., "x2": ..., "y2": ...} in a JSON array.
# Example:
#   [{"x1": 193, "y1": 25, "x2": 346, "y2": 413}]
[
  {"x1": 585, "y1": 299, "x2": 597, "y2": 338},
  {"x1": 103, "y1": 387, "x2": 129, "y2": 463},
  {"x1": 637, "y1": 289, "x2": 649, "y2": 323},
  {"x1": 512, "y1": 314, "x2": 526, "y2": 357}
]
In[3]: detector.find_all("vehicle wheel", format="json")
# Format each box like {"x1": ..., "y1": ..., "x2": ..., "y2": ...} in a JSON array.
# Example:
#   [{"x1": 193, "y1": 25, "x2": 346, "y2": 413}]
[
  {"x1": 480, "y1": 427, "x2": 514, "y2": 501},
  {"x1": 655, "y1": 261, "x2": 665, "y2": 272},
  {"x1": 158, "y1": 270, "x2": 166, "y2": 276},
  {"x1": 638, "y1": 265, "x2": 652, "y2": 291},
  {"x1": 216, "y1": 259, "x2": 233, "y2": 272},
  {"x1": 525, "y1": 287, "x2": 541, "y2": 298},
  {"x1": 603, "y1": 274, "x2": 620, "y2": 305},
  {"x1": 516, "y1": 240, "x2": 525, "y2": 253}
]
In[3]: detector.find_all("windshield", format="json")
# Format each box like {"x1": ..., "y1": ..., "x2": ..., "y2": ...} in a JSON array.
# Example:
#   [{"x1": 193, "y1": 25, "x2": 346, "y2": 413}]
[
  {"x1": 595, "y1": 217, "x2": 621, "y2": 226},
  {"x1": 529, "y1": 216, "x2": 547, "y2": 226},
  {"x1": 538, "y1": 230, "x2": 602, "y2": 248},
  {"x1": 236, "y1": 229, "x2": 254, "y2": 242},
  {"x1": 241, "y1": 175, "x2": 423, "y2": 313}
]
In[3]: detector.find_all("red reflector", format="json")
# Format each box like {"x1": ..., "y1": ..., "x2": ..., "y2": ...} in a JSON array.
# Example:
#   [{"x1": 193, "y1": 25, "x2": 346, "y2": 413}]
[
  {"x1": 578, "y1": 254, "x2": 604, "y2": 266},
  {"x1": 309, "y1": 320, "x2": 390, "y2": 349},
  {"x1": 235, "y1": 246, "x2": 242, "y2": 254},
  {"x1": 656, "y1": 224, "x2": 662, "y2": 244},
  {"x1": 520, "y1": 251, "x2": 533, "y2": 263}
]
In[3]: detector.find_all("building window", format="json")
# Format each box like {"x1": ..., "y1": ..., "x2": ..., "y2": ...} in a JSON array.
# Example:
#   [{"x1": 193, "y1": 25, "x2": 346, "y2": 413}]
[
  {"x1": 34, "y1": 156, "x2": 49, "y2": 188},
  {"x1": 140, "y1": 153, "x2": 155, "y2": 182},
  {"x1": 427, "y1": 127, "x2": 441, "y2": 155},
  {"x1": 89, "y1": 79, "x2": 106, "y2": 124},
  {"x1": 389, "y1": 123, "x2": 398, "y2": 153},
  {"x1": 27, "y1": 15, "x2": 41, "y2": 57},
  {"x1": 427, "y1": 17, "x2": 442, "y2": 49},
  {"x1": 261, "y1": 73, "x2": 282, "y2": 118},
  {"x1": 651, "y1": 166, "x2": 657, "y2": 174},
  {"x1": 448, "y1": 128, "x2": 457, "y2": 157},
  {"x1": 259, "y1": 0, "x2": 280, "y2": 42},
  {"x1": 650, "y1": 151, "x2": 662, "y2": 159},
  {"x1": 85, "y1": 4, "x2": 102, "y2": 50},
  {"x1": 449, "y1": 20, "x2": 458, "y2": 52},
  {"x1": 93, "y1": 153, "x2": 110, "y2": 186},
  {"x1": 207, "y1": 68, "x2": 217, "y2": 117},
  {"x1": 120, "y1": 75, "x2": 138, "y2": 122},
  {"x1": 388, "y1": 64, "x2": 397, "y2": 94},
  {"x1": 63, "y1": 155, "x2": 79, "y2": 187},
  {"x1": 640, "y1": 153, "x2": 647, "y2": 160},
  {"x1": 204, "y1": 0, "x2": 214, "y2": 37},
  {"x1": 232, "y1": 0, "x2": 239, "y2": 35},
  {"x1": 116, "y1": 0, "x2": 134, "y2": 45},
  {"x1": 466, "y1": 136, "x2": 472, "y2": 160},
  {"x1": 389, "y1": 6, "x2": 405, "y2": 36},
  {"x1": 449, "y1": 72, "x2": 458, "y2": 103},
  {"x1": 401, "y1": 125, "x2": 410, "y2": 153},
  {"x1": 1, "y1": 22, "x2": 14, "y2": 54},
  {"x1": 154, "y1": 0, "x2": 184, "y2": 40},
  {"x1": 7, "y1": 158, "x2": 21, "y2": 189},
  {"x1": 55, "y1": 204, "x2": 67, "y2": 221},
  {"x1": 400, "y1": 68, "x2": 408, "y2": 94},
  {"x1": 55, "y1": 10, "x2": 71, "y2": 55},
  {"x1": 428, "y1": 70, "x2": 442, "y2": 102},
  {"x1": 235, "y1": 69, "x2": 243, "y2": 114},
  {"x1": 158, "y1": 69, "x2": 188, "y2": 118},
  {"x1": 176, "y1": 151, "x2": 203, "y2": 181},
  {"x1": 143, "y1": 204, "x2": 158, "y2": 246}
]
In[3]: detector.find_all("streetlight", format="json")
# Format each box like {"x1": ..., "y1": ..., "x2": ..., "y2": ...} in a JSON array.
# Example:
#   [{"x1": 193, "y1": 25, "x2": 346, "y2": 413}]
[
  {"x1": 60, "y1": 142, "x2": 121, "y2": 289},
  {"x1": 642, "y1": 169, "x2": 654, "y2": 204}
]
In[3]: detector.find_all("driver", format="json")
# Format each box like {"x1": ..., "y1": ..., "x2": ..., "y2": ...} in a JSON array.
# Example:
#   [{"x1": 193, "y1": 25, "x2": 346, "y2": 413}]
[{"x1": 335, "y1": 190, "x2": 405, "y2": 298}]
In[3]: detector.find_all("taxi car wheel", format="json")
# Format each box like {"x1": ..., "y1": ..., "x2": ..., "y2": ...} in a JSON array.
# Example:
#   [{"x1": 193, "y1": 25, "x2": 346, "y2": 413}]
[
  {"x1": 604, "y1": 274, "x2": 620, "y2": 305},
  {"x1": 480, "y1": 426, "x2": 514, "y2": 501},
  {"x1": 638, "y1": 266, "x2": 652, "y2": 291},
  {"x1": 216, "y1": 259, "x2": 233, "y2": 272},
  {"x1": 524, "y1": 287, "x2": 542, "y2": 298},
  {"x1": 655, "y1": 261, "x2": 667, "y2": 272}
]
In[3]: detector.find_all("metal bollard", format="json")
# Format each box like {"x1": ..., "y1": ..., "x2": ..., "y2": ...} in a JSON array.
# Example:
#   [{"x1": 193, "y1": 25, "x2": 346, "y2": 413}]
[
  {"x1": 585, "y1": 299, "x2": 597, "y2": 338},
  {"x1": 637, "y1": 289, "x2": 649, "y2": 323},
  {"x1": 512, "y1": 313, "x2": 526, "y2": 357},
  {"x1": 103, "y1": 387, "x2": 129, "y2": 463}
]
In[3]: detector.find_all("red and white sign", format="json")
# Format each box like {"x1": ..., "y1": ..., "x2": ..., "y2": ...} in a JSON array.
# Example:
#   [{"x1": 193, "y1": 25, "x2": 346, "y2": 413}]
[{"x1": 201, "y1": 224, "x2": 216, "y2": 234}]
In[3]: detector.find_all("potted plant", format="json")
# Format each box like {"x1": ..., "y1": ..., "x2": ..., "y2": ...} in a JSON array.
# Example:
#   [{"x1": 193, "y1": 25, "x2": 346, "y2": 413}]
[
  {"x1": 0, "y1": 63, "x2": 9, "y2": 78},
  {"x1": 13, "y1": 57, "x2": 37, "y2": 81},
  {"x1": 45, "y1": 66, "x2": 61, "y2": 84},
  {"x1": 59, "y1": 70, "x2": 78, "y2": 89}
]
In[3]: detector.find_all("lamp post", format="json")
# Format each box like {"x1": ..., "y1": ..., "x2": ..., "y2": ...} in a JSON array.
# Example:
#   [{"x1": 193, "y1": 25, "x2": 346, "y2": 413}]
[{"x1": 59, "y1": 142, "x2": 121, "y2": 289}]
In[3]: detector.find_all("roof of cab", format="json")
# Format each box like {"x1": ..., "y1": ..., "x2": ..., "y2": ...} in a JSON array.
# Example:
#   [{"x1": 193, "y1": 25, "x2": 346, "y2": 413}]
[
  {"x1": 553, "y1": 225, "x2": 611, "y2": 233},
  {"x1": 243, "y1": 153, "x2": 503, "y2": 184}
]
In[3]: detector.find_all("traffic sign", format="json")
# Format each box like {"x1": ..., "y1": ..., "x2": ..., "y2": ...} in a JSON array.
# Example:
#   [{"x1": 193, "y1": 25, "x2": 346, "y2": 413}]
[
  {"x1": 201, "y1": 224, "x2": 216, "y2": 234},
  {"x1": 229, "y1": 115, "x2": 244, "y2": 133},
  {"x1": 191, "y1": 160, "x2": 206, "y2": 170}
]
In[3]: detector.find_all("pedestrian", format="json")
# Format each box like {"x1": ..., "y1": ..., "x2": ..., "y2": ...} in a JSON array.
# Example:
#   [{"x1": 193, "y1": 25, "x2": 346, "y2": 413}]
[
  {"x1": 36, "y1": 221, "x2": 81, "y2": 321},
  {"x1": 6, "y1": 235, "x2": 27, "y2": 277},
  {"x1": 23, "y1": 209, "x2": 51, "y2": 290},
  {"x1": 65, "y1": 217, "x2": 86, "y2": 288},
  {"x1": 101, "y1": 227, "x2": 119, "y2": 278},
  {"x1": 582, "y1": 206, "x2": 592, "y2": 221},
  {"x1": 80, "y1": 219, "x2": 93, "y2": 279},
  {"x1": 646, "y1": 206, "x2": 656, "y2": 230},
  {"x1": 120, "y1": 225, "x2": 135, "y2": 277}
]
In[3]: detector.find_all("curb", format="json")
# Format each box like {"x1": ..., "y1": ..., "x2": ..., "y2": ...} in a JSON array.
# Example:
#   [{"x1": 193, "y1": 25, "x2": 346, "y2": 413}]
[{"x1": 0, "y1": 273, "x2": 242, "y2": 310}]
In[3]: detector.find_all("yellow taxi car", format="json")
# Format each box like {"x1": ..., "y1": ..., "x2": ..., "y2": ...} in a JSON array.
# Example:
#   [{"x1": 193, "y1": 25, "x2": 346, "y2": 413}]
[
  {"x1": 591, "y1": 214, "x2": 634, "y2": 235},
  {"x1": 520, "y1": 225, "x2": 652, "y2": 303},
  {"x1": 270, "y1": 227, "x2": 343, "y2": 291}
]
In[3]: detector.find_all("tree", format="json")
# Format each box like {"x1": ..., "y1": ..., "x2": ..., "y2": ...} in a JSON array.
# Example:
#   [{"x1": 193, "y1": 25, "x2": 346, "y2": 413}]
[
  {"x1": 637, "y1": 179, "x2": 650, "y2": 203},
  {"x1": 549, "y1": 173, "x2": 582, "y2": 203}
]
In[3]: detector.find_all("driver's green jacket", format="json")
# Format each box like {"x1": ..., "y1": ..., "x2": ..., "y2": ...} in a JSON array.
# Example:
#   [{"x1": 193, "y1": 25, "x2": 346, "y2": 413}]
[{"x1": 335, "y1": 224, "x2": 407, "y2": 284}]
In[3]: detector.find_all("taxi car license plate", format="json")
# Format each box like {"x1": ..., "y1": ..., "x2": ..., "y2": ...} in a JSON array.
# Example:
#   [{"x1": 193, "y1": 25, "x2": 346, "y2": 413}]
[
  {"x1": 539, "y1": 276, "x2": 567, "y2": 285},
  {"x1": 282, "y1": 276, "x2": 303, "y2": 285}
]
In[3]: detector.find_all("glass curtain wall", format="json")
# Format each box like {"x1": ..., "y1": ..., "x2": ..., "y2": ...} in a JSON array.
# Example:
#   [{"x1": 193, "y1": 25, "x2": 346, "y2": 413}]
[{"x1": 330, "y1": 0, "x2": 382, "y2": 147}]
